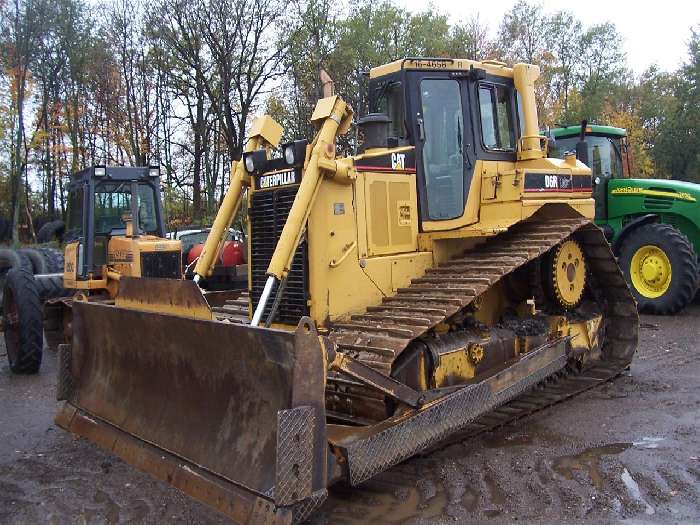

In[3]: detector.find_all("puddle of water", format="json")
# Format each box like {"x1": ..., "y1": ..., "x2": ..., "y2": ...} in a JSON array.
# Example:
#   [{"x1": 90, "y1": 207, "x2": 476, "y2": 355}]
[
  {"x1": 621, "y1": 468, "x2": 655, "y2": 515},
  {"x1": 553, "y1": 442, "x2": 631, "y2": 490},
  {"x1": 461, "y1": 487, "x2": 479, "y2": 512},
  {"x1": 484, "y1": 472, "x2": 507, "y2": 506},
  {"x1": 326, "y1": 480, "x2": 448, "y2": 524},
  {"x1": 632, "y1": 437, "x2": 665, "y2": 449}
]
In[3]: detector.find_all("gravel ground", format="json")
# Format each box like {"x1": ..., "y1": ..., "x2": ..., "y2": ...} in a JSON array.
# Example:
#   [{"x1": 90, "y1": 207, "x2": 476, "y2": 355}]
[{"x1": 1, "y1": 306, "x2": 699, "y2": 524}]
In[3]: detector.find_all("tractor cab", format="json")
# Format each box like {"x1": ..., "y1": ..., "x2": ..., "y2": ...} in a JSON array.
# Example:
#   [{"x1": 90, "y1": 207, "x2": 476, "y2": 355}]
[
  {"x1": 547, "y1": 124, "x2": 628, "y2": 219},
  {"x1": 63, "y1": 166, "x2": 181, "y2": 294}
]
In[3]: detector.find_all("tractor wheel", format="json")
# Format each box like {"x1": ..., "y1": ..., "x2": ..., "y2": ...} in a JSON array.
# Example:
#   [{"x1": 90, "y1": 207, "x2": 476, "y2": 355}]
[
  {"x1": 34, "y1": 273, "x2": 70, "y2": 301},
  {"x1": 18, "y1": 248, "x2": 49, "y2": 274},
  {"x1": 37, "y1": 246, "x2": 65, "y2": 273},
  {"x1": 2, "y1": 268, "x2": 43, "y2": 373},
  {"x1": 36, "y1": 220, "x2": 65, "y2": 243},
  {"x1": 618, "y1": 223, "x2": 698, "y2": 315}
]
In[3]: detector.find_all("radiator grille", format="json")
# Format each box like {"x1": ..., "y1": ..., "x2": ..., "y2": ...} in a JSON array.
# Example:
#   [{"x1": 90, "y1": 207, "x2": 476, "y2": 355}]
[
  {"x1": 249, "y1": 186, "x2": 309, "y2": 325},
  {"x1": 643, "y1": 197, "x2": 673, "y2": 210},
  {"x1": 140, "y1": 251, "x2": 181, "y2": 279}
]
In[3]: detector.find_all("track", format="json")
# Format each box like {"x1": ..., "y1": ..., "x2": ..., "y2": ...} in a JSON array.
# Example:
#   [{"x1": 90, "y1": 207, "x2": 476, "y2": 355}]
[
  {"x1": 324, "y1": 217, "x2": 638, "y2": 427},
  {"x1": 213, "y1": 217, "x2": 638, "y2": 440}
]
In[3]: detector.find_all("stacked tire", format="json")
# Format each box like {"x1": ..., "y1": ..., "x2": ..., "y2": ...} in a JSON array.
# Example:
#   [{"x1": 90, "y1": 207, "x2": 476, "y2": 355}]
[
  {"x1": 0, "y1": 246, "x2": 65, "y2": 304},
  {"x1": 2, "y1": 245, "x2": 69, "y2": 374},
  {"x1": 3, "y1": 268, "x2": 43, "y2": 373}
]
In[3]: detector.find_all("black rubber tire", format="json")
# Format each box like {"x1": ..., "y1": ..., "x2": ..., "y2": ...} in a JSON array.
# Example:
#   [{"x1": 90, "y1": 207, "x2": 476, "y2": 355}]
[
  {"x1": 18, "y1": 248, "x2": 48, "y2": 274},
  {"x1": 618, "y1": 223, "x2": 698, "y2": 315},
  {"x1": 34, "y1": 273, "x2": 70, "y2": 301},
  {"x1": 0, "y1": 249, "x2": 32, "y2": 308},
  {"x1": 36, "y1": 220, "x2": 65, "y2": 243},
  {"x1": 0, "y1": 247, "x2": 22, "y2": 270},
  {"x1": 2, "y1": 268, "x2": 43, "y2": 373},
  {"x1": 37, "y1": 246, "x2": 65, "y2": 273}
]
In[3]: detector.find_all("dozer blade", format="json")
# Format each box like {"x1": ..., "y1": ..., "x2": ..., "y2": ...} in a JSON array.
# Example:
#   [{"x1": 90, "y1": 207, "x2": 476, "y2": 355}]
[{"x1": 55, "y1": 299, "x2": 328, "y2": 524}]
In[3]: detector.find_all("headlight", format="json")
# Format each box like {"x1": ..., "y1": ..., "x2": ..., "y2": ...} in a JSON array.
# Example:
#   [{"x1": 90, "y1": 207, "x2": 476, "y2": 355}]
[
  {"x1": 94, "y1": 166, "x2": 106, "y2": 177},
  {"x1": 244, "y1": 154, "x2": 255, "y2": 173},
  {"x1": 284, "y1": 144, "x2": 295, "y2": 165},
  {"x1": 149, "y1": 166, "x2": 160, "y2": 177},
  {"x1": 280, "y1": 139, "x2": 309, "y2": 167},
  {"x1": 243, "y1": 149, "x2": 268, "y2": 174}
]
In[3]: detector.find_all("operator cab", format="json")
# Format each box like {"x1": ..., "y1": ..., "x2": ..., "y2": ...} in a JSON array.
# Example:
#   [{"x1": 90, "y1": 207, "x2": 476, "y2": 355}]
[
  {"x1": 64, "y1": 166, "x2": 177, "y2": 287},
  {"x1": 359, "y1": 58, "x2": 527, "y2": 223},
  {"x1": 547, "y1": 125, "x2": 628, "y2": 219}
]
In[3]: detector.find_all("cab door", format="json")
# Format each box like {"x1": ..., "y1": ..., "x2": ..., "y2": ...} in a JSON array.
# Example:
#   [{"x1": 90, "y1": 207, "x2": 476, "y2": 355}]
[{"x1": 410, "y1": 73, "x2": 476, "y2": 223}]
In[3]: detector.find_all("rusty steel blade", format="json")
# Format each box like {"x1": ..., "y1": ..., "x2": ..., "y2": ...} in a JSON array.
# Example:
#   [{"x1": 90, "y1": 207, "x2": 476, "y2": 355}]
[
  {"x1": 57, "y1": 300, "x2": 327, "y2": 508},
  {"x1": 115, "y1": 277, "x2": 213, "y2": 320}
]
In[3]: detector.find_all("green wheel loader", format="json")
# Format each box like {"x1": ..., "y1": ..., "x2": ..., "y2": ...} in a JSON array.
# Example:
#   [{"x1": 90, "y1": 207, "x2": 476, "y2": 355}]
[{"x1": 548, "y1": 124, "x2": 700, "y2": 314}]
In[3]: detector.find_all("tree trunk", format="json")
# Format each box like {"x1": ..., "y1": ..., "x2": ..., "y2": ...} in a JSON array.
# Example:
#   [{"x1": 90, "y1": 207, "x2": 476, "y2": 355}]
[{"x1": 12, "y1": 70, "x2": 27, "y2": 245}]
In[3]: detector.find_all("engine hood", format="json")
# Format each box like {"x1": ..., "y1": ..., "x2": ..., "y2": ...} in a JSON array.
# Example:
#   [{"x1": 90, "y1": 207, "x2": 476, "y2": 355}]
[{"x1": 609, "y1": 178, "x2": 700, "y2": 203}]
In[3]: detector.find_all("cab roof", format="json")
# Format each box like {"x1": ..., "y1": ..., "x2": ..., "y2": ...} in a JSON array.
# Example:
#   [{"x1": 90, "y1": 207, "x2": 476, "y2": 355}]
[
  {"x1": 70, "y1": 166, "x2": 160, "y2": 183},
  {"x1": 370, "y1": 57, "x2": 514, "y2": 79},
  {"x1": 549, "y1": 124, "x2": 627, "y2": 139}
]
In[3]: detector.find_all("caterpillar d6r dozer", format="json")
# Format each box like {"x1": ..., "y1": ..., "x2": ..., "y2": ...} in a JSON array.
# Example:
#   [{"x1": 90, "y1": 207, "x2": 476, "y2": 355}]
[{"x1": 56, "y1": 58, "x2": 638, "y2": 524}]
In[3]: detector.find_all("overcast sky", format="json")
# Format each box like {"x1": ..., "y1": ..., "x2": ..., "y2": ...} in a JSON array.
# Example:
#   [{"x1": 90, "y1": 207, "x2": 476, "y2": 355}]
[{"x1": 395, "y1": 0, "x2": 699, "y2": 74}]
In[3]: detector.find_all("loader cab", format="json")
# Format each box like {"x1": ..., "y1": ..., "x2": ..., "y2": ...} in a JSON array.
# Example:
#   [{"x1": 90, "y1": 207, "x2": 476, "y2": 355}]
[
  {"x1": 548, "y1": 125, "x2": 628, "y2": 219},
  {"x1": 363, "y1": 60, "x2": 523, "y2": 224},
  {"x1": 64, "y1": 166, "x2": 169, "y2": 283}
]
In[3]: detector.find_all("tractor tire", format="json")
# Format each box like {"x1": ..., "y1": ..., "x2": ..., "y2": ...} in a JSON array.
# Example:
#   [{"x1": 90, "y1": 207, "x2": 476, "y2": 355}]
[
  {"x1": 2, "y1": 268, "x2": 43, "y2": 373},
  {"x1": 618, "y1": 223, "x2": 698, "y2": 315},
  {"x1": 36, "y1": 220, "x2": 65, "y2": 243},
  {"x1": 18, "y1": 248, "x2": 48, "y2": 274},
  {"x1": 34, "y1": 273, "x2": 70, "y2": 301},
  {"x1": 0, "y1": 248, "x2": 32, "y2": 308},
  {"x1": 0, "y1": 248, "x2": 22, "y2": 273},
  {"x1": 37, "y1": 246, "x2": 65, "y2": 273}
]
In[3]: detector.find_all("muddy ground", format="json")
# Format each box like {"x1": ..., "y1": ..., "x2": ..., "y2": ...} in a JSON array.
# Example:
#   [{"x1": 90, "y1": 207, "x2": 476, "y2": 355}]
[{"x1": 1, "y1": 306, "x2": 699, "y2": 524}]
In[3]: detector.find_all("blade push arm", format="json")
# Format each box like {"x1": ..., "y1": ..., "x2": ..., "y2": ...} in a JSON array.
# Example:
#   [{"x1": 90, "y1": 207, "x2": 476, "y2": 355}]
[{"x1": 193, "y1": 116, "x2": 283, "y2": 283}]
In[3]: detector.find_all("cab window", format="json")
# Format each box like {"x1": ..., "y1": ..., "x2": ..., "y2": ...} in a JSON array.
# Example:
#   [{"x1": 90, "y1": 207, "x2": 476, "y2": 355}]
[
  {"x1": 65, "y1": 185, "x2": 84, "y2": 242},
  {"x1": 549, "y1": 136, "x2": 624, "y2": 179},
  {"x1": 94, "y1": 182, "x2": 159, "y2": 235},
  {"x1": 375, "y1": 81, "x2": 406, "y2": 138},
  {"x1": 420, "y1": 78, "x2": 465, "y2": 220},
  {"x1": 479, "y1": 84, "x2": 515, "y2": 151}
]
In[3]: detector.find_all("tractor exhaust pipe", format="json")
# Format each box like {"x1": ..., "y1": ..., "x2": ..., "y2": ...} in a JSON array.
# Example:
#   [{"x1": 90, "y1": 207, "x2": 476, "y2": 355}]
[{"x1": 576, "y1": 119, "x2": 590, "y2": 166}]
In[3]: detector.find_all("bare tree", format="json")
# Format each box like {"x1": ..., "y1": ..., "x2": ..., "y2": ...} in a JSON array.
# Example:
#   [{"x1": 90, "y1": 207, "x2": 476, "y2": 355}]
[
  {"x1": 1, "y1": 0, "x2": 46, "y2": 242},
  {"x1": 201, "y1": 0, "x2": 290, "y2": 161}
]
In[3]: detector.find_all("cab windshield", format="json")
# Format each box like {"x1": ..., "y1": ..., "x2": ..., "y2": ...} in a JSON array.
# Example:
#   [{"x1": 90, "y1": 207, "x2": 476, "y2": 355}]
[
  {"x1": 550, "y1": 135, "x2": 624, "y2": 179},
  {"x1": 94, "y1": 182, "x2": 159, "y2": 235}
]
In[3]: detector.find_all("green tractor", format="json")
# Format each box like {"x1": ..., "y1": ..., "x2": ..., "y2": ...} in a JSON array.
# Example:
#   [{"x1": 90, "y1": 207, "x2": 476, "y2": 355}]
[{"x1": 548, "y1": 124, "x2": 699, "y2": 314}]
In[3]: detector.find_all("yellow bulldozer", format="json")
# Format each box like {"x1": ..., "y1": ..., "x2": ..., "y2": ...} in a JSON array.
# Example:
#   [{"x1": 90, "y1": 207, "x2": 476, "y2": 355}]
[
  {"x1": 55, "y1": 58, "x2": 638, "y2": 524},
  {"x1": 1, "y1": 166, "x2": 185, "y2": 373}
]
